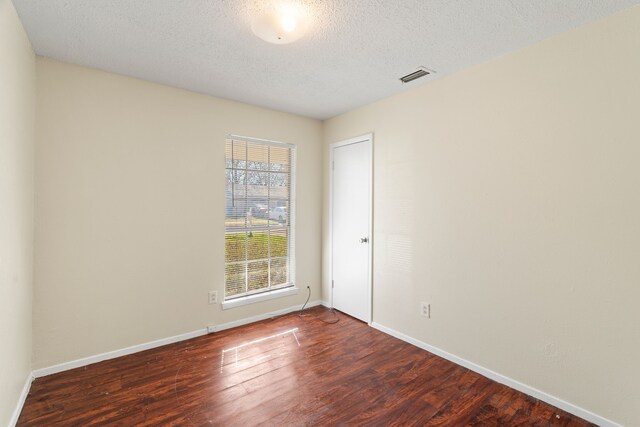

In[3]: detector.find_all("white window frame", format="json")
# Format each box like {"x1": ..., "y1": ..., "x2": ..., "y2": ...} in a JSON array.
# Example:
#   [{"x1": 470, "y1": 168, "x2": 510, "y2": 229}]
[{"x1": 222, "y1": 134, "x2": 297, "y2": 310}]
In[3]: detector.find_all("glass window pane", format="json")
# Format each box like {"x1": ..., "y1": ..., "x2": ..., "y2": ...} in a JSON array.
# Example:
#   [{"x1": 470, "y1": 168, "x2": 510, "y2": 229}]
[
  {"x1": 226, "y1": 140, "x2": 247, "y2": 169},
  {"x1": 270, "y1": 257, "x2": 288, "y2": 286},
  {"x1": 247, "y1": 231, "x2": 269, "y2": 260},
  {"x1": 269, "y1": 172, "x2": 289, "y2": 193},
  {"x1": 225, "y1": 204, "x2": 248, "y2": 229},
  {"x1": 248, "y1": 198, "x2": 269, "y2": 220},
  {"x1": 247, "y1": 171, "x2": 269, "y2": 198},
  {"x1": 225, "y1": 233, "x2": 246, "y2": 263},
  {"x1": 247, "y1": 260, "x2": 269, "y2": 292},
  {"x1": 225, "y1": 263, "x2": 246, "y2": 297},
  {"x1": 270, "y1": 229, "x2": 288, "y2": 258},
  {"x1": 247, "y1": 143, "x2": 269, "y2": 170},
  {"x1": 267, "y1": 202, "x2": 288, "y2": 226},
  {"x1": 270, "y1": 146, "x2": 290, "y2": 172}
]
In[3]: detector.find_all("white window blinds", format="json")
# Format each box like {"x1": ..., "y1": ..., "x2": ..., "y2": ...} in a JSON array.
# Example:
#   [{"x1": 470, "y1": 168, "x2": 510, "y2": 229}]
[{"x1": 224, "y1": 136, "x2": 295, "y2": 300}]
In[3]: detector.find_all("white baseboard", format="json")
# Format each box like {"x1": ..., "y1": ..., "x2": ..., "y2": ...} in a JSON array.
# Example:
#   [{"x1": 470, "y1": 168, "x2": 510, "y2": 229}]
[
  {"x1": 32, "y1": 328, "x2": 209, "y2": 378},
  {"x1": 32, "y1": 300, "x2": 324, "y2": 379},
  {"x1": 370, "y1": 322, "x2": 620, "y2": 427},
  {"x1": 210, "y1": 299, "x2": 322, "y2": 332},
  {"x1": 9, "y1": 372, "x2": 33, "y2": 427}
]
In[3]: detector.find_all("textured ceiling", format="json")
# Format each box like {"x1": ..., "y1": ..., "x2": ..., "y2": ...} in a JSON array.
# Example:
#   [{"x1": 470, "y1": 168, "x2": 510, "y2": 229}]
[{"x1": 12, "y1": 0, "x2": 640, "y2": 119}]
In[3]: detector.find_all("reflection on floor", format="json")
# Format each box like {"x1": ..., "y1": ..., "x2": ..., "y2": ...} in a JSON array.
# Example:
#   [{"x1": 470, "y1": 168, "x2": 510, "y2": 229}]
[
  {"x1": 221, "y1": 327, "x2": 300, "y2": 373},
  {"x1": 18, "y1": 306, "x2": 595, "y2": 426}
]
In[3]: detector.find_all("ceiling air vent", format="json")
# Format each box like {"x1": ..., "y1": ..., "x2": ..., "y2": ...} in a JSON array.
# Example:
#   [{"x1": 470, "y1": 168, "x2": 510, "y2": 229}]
[{"x1": 400, "y1": 67, "x2": 434, "y2": 84}]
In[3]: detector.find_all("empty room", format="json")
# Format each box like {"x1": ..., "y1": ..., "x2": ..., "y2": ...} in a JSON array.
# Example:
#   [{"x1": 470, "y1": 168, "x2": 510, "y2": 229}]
[{"x1": 2, "y1": 0, "x2": 639, "y2": 425}]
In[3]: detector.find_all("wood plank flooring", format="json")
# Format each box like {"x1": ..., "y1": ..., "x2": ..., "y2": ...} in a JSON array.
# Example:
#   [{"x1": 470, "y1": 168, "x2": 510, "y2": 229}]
[{"x1": 18, "y1": 307, "x2": 596, "y2": 426}]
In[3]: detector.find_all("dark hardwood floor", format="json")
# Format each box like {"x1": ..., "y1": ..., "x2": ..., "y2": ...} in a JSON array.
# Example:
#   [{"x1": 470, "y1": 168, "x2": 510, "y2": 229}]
[{"x1": 18, "y1": 307, "x2": 595, "y2": 426}]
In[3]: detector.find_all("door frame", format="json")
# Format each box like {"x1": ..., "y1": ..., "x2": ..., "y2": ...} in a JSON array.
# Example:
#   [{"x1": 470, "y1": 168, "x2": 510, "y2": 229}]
[{"x1": 329, "y1": 133, "x2": 374, "y2": 324}]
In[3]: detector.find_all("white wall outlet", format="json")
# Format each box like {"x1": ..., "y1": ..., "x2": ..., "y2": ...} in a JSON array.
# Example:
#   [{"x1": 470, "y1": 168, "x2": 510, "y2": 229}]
[
  {"x1": 420, "y1": 302, "x2": 430, "y2": 318},
  {"x1": 208, "y1": 291, "x2": 217, "y2": 304},
  {"x1": 206, "y1": 325, "x2": 216, "y2": 333}
]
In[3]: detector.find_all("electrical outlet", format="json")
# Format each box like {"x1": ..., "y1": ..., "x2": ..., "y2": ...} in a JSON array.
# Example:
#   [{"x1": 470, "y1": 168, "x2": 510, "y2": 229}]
[
  {"x1": 206, "y1": 325, "x2": 216, "y2": 333},
  {"x1": 420, "y1": 302, "x2": 430, "y2": 318},
  {"x1": 208, "y1": 291, "x2": 217, "y2": 304}
]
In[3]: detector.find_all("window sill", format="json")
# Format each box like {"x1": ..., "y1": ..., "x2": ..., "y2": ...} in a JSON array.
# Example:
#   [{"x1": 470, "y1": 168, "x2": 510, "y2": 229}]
[{"x1": 222, "y1": 286, "x2": 299, "y2": 310}]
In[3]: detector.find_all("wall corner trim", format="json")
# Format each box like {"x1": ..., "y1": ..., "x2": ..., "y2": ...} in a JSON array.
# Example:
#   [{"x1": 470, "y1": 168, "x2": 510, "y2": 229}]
[
  {"x1": 9, "y1": 373, "x2": 34, "y2": 427},
  {"x1": 370, "y1": 322, "x2": 621, "y2": 427}
]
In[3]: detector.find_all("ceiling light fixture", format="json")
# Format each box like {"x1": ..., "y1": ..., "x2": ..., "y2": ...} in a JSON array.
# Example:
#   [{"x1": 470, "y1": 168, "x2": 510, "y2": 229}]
[{"x1": 251, "y1": 4, "x2": 308, "y2": 45}]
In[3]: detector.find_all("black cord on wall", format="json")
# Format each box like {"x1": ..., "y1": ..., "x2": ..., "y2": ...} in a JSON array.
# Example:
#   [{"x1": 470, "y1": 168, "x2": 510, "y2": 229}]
[{"x1": 299, "y1": 286, "x2": 339, "y2": 324}]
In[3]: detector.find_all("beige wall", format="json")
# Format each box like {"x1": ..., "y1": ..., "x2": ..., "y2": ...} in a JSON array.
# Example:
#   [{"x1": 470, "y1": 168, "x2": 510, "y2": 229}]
[
  {"x1": 34, "y1": 58, "x2": 323, "y2": 369},
  {"x1": 0, "y1": 0, "x2": 35, "y2": 424},
  {"x1": 16, "y1": 4, "x2": 640, "y2": 425},
  {"x1": 323, "y1": 6, "x2": 640, "y2": 426}
]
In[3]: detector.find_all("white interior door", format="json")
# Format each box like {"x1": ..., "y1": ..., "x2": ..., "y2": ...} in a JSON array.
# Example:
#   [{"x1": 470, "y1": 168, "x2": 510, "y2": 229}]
[{"x1": 331, "y1": 135, "x2": 372, "y2": 323}]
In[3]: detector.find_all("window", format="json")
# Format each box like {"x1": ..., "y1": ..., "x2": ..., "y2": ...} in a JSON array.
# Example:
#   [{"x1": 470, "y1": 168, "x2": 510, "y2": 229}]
[{"x1": 224, "y1": 136, "x2": 295, "y2": 304}]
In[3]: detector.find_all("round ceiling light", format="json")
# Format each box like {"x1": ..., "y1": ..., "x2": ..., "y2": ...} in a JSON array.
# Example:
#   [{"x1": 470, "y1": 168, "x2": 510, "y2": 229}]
[{"x1": 251, "y1": 4, "x2": 308, "y2": 45}]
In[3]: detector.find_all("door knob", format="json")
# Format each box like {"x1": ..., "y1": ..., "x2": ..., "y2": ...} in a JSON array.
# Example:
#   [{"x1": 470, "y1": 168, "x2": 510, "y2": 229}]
[{"x1": 360, "y1": 237, "x2": 369, "y2": 243}]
